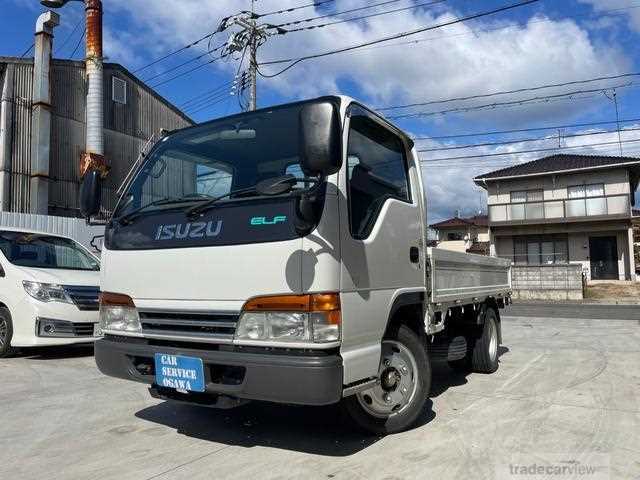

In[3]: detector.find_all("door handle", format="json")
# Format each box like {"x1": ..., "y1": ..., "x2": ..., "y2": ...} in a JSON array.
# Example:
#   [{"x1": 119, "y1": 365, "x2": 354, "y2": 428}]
[{"x1": 409, "y1": 246, "x2": 420, "y2": 263}]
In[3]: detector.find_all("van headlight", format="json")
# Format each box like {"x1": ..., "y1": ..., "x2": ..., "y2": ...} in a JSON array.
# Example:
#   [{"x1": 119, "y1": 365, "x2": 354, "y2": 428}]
[
  {"x1": 235, "y1": 294, "x2": 341, "y2": 344},
  {"x1": 23, "y1": 281, "x2": 72, "y2": 303},
  {"x1": 99, "y1": 292, "x2": 140, "y2": 333}
]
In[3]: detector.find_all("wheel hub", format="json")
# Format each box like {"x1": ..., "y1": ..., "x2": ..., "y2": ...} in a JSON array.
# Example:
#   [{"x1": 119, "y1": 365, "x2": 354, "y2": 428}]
[
  {"x1": 381, "y1": 368, "x2": 400, "y2": 390},
  {"x1": 356, "y1": 339, "x2": 419, "y2": 418}
]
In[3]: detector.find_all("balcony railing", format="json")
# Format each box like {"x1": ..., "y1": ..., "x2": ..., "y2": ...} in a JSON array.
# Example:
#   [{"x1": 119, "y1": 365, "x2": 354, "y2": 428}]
[{"x1": 489, "y1": 194, "x2": 630, "y2": 224}]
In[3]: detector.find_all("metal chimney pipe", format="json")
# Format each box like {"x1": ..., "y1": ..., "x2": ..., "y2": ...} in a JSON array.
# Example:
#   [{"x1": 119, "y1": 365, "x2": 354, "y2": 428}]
[
  {"x1": 30, "y1": 10, "x2": 60, "y2": 214},
  {"x1": 84, "y1": 0, "x2": 103, "y2": 157}
]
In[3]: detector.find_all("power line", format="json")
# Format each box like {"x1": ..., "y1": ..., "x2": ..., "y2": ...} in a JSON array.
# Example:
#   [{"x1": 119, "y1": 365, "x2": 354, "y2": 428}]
[
  {"x1": 184, "y1": 90, "x2": 232, "y2": 113},
  {"x1": 188, "y1": 93, "x2": 234, "y2": 115},
  {"x1": 264, "y1": 3, "x2": 640, "y2": 70},
  {"x1": 378, "y1": 71, "x2": 640, "y2": 111},
  {"x1": 179, "y1": 80, "x2": 234, "y2": 108},
  {"x1": 150, "y1": 53, "x2": 228, "y2": 88},
  {"x1": 141, "y1": 42, "x2": 226, "y2": 83},
  {"x1": 69, "y1": 32, "x2": 85, "y2": 59},
  {"x1": 417, "y1": 126, "x2": 640, "y2": 152},
  {"x1": 414, "y1": 117, "x2": 640, "y2": 140},
  {"x1": 269, "y1": 0, "x2": 404, "y2": 28},
  {"x1": 258, "y1": 0, "x2": 540, "y2": 76},
  {"x1": 256, "y1": 0, "x2": 336, "y2": 18},
  {"x1": 386, "y1": 83, "x2": 635, "y2": 119},
  {"x1": 55, "y1": 18, "x2": 83, "y2": 56},
  {"x1": 279, "y1": 0, "x2": 448, "y2": 34},
  {"x1": 19, "y1": 43, "x2": 34, "y2": 58},
  {"x1": 133, "y1": 31, "x2": 219, "y2": 74},
  {"x1": 420, "y1": 138, "x2": 640, "y2": 163}
]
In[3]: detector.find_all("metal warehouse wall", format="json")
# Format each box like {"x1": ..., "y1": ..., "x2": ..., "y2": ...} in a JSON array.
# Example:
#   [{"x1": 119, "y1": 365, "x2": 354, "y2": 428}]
[{"x1": 0, "y1": 58, "x2": 193, "y2": 217}]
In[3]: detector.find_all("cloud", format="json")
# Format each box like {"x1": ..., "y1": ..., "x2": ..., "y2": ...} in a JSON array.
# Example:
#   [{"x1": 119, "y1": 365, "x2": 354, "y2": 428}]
[
  {"x1": 99, "y1": 1, "x2": 637, "y2": 220},
  {"x1": 422, "y1": 124, "x2": 640, "y2": 222},
  {"x1": 578, "y1": 0, "x2": 640, "y2": 33}
]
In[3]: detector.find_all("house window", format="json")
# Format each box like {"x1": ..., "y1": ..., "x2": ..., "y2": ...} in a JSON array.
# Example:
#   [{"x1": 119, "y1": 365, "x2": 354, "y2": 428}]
[
  {"x1": 112, "y1": 77, "x2": 127, "y2": 104},
  {"x1": 566, "y1": 183, "x2": 605, "y2": 217},
  {"x1": 509, "y1": 189, "x2": 544, "y2": 220},
  {"x1": 513, "y1": 235, "x2": 569, "y2": 265},
  {"x1": 447, "y1": 232, "x2": 464, "y2": 241}
]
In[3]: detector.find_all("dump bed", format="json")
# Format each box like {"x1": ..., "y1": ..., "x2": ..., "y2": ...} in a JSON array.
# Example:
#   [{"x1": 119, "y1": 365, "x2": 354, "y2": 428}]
[{"x1": 426, "y1": 248, "x2": 511, "y2": 305}]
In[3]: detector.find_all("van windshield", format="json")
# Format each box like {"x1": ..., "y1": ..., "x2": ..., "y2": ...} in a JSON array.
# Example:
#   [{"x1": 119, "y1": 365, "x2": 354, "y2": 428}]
[
  {"x1": 0, "y1": 231, "x2": 100, "y2": 271},
  {"x1": 114, "y1": 103, "x2": 307, "y2": 220}
]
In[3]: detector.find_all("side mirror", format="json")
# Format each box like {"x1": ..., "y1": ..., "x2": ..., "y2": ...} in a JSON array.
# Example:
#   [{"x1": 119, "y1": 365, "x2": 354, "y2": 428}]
[
  {"x1": 299, "y1": 101, "x2": 342, "y2": 177},
  {"x1": 0, "y1": 263, "x2": 5, "y2": 278},
  {"x1": 79, "y1": 169, "x2": 102, "y2": 219}
]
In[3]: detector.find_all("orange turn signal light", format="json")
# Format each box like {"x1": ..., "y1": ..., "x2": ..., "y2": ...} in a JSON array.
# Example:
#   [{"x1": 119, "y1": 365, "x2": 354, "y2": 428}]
[
  {"x1": 243, "y1": 293, "x2": 340, "y2": 318},
  {"x1": 99, "y1": 291, "x2": 135, "y2": 307}
]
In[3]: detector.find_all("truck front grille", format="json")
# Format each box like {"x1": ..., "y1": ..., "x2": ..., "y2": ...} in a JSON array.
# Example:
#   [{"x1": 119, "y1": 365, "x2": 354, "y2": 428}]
[
  {"x1": 63, "y1": 286, "x2": 100, "y2": 311},
  {"x1": 138, "y1": 310, "x2": 239, "y2": 344}
]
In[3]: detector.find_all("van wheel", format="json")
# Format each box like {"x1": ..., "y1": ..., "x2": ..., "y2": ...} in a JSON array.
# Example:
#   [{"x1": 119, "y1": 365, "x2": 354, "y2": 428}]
[
  {"x1": 341, "y1": 325, "x2": 431, "y2": 435},
  {"x1": 469, "y1": 308, "x2": 500, "y2": 373},
  {"x1": 0, "y1": 307, "x2": 15, "y2": 358}
]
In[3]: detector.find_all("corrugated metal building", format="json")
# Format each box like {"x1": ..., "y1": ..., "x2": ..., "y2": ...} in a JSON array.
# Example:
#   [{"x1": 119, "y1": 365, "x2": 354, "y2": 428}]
[{"x1": 0, "y1": 56, "x2": 193, "y2": 217}]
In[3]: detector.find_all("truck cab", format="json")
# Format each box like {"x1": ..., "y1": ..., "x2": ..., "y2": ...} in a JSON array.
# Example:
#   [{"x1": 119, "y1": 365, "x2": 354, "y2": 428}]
[{"x1": 84, "y1": 96, "x2": 510, "y2": 433}]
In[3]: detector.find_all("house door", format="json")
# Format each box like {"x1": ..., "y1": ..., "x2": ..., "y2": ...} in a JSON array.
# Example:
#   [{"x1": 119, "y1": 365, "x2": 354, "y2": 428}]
[{"x1": 589, "y1": 236, "x2": 619, "y2": 280}]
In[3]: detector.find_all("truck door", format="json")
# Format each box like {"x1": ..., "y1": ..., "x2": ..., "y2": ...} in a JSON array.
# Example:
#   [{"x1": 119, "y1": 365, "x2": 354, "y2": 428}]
[{"x1": 339, "y1": 104, "x2": 425, "y2": 383}]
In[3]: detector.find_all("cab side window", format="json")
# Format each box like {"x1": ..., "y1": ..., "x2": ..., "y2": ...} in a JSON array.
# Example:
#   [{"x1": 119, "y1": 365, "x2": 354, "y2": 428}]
[{"x1": 346, "y1": 107, "x2": 410, "y2": 239}]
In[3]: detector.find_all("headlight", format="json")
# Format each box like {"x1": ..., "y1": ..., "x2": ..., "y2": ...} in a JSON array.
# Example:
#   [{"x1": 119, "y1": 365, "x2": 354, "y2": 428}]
[
  {"x1": 235, "y1": 293, "x2": 340, "y2": 344},
  {"x1": 23, "y1": 281, "x2": 72, "y2": 303},
  {"x1": 99, "y1": 292, "x2": 140, "y2": 333}
]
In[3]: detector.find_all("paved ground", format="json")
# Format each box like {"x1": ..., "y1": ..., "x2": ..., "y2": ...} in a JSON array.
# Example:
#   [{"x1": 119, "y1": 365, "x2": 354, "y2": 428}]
[
  {"x1": 505, "y1": 303, "x2": 640, "y2": 321},
  {"x1": 2, "y1": 312, "x2": 639, "y2": 480}
]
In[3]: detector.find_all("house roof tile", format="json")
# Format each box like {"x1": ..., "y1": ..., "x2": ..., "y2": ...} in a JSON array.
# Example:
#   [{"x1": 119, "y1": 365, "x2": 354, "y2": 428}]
[{"x1": 474, "y1": 154, "x2": 640, "y2": 182}]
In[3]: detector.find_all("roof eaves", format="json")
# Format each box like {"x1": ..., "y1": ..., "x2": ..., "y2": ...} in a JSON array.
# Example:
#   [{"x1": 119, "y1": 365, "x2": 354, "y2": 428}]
[{"x1": 474, "y1": 160, "x2": 640, "y2": 183}]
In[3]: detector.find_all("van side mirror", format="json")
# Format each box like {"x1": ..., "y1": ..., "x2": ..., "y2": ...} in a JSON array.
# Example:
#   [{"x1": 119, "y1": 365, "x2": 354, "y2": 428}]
[
  {"x1": 0, "y1": 263, "x2": 5, "y2": 278},
  {"x1": 79, "y1": 169, "x2": 102, "y2": 219},
  {"x1": 299, "y1": 101, "x2": 342, "y2": 177}
]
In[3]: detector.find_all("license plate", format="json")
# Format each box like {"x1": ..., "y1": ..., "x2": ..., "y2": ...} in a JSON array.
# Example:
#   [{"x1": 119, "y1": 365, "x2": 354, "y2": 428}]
[{"x1": 154, "y1": 354, "x2": 205, "y2": 392}]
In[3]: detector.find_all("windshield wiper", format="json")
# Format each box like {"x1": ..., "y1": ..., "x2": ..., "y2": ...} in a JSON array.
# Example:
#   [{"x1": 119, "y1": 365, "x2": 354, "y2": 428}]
[
  {"x1": 116, "y1": 194, "x2": 212, "y2": 225},
  {"x1": 186, "y1": 174, "x2": 320, "y2": 219},
  {"x1": 185, "y1": 186, "x2": 260, "y2": 219}
]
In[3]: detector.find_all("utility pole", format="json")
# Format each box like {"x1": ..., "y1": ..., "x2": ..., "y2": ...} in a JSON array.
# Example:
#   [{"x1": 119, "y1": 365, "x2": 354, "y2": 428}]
[
  {"x1": 220, "y1": 3, "x2": 281, "y2": 111},
  {"x1": 248, "y1": 0, "x2": 257, "y2": 110}
]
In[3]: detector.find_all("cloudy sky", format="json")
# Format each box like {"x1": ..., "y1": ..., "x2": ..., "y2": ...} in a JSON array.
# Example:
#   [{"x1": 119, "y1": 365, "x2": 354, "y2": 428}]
[{"x1": 5, "y1": 0, "x2": 640, "y2": 222}]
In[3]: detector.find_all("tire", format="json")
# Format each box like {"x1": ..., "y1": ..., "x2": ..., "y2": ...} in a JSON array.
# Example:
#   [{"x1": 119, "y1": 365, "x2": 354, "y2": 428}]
[
  {"x1": 469, "y1": 307, "x2": 500, "y2": 374},
  {"x1": 0, "y1": 307, "x2": 15, "y2": 358},
  {"x1": 341, "y1": 325, "x2": 431, "y2": 435}
]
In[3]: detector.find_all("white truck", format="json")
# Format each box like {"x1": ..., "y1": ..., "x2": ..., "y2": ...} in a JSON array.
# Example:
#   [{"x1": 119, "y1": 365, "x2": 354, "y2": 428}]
[
  {"x1": 0, "y1": 228, "x2": 101, "y2": 357},
  {"x1": 81, "y1": 96, "x2": 511, "y2": 434}
]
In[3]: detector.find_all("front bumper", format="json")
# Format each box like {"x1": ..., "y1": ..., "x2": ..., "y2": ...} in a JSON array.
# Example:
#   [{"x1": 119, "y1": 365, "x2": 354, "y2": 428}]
[
  {"x1": 10, "y1": 296, "x2": 99, "y2": 347},
  {"x1": 95, "y1": 336, "x2": 343, "y2": 406}
]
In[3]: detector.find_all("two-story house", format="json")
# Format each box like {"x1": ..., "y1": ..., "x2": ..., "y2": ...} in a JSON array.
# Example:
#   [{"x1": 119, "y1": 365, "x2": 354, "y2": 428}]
[
  {"x1": 430, "y1": 214, "x2": 490, "y2": 254},
  {"x1": 474, "y1": 154, "x2": 640, "y2": 281}
]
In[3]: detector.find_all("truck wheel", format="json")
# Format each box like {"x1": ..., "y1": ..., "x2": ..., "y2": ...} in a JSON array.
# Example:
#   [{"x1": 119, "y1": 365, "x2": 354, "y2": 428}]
[
  {"x1": 0, "y1": 307, "x2": 15, "y2": 358},
  {"x1": 469, "y1": 307, "x2": 500, "y2": 373},
  {"x1": 341, "y1": 325, "x2": 431, "y2": 435}
]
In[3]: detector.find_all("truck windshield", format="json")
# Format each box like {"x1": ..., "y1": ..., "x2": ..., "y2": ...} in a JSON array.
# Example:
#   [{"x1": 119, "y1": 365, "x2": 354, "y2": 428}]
[
  {"x1": 114, "y1": 103, "x2": 307, "y2": 220},
  {"x1": 0, "y1": 231, "x2": 100, "y2": 271}
]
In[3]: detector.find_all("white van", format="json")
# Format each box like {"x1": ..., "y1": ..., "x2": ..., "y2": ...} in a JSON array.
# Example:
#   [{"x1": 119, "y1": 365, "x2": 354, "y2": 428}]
[{"x1": 0, "y1": 228, "x2": 101, "y2": 357}]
